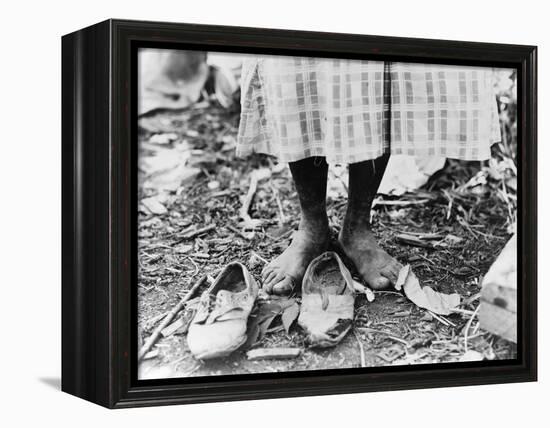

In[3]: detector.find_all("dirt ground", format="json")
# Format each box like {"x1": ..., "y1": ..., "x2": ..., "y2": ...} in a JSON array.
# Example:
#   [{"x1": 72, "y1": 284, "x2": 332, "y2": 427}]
[{"x1": 137, "y1": 102, "x2": 517, "y2": 380}]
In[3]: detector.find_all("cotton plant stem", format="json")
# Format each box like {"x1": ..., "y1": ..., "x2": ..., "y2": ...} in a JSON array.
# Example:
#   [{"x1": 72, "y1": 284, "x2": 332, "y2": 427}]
[{"x1": 138, "y1": 275, "x2": 207, "y2": 361}]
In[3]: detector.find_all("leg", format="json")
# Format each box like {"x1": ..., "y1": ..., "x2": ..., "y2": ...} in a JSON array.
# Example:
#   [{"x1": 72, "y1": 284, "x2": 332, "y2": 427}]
[
  {"x1": 338, "y1": 154, "x2": 402, "y2": 289},
  {"x1": 262, "y1": 157, "x2": 330, "y2": 294}
]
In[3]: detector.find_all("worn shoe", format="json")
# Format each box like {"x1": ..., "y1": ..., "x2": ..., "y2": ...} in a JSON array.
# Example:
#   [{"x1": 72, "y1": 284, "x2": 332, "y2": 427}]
[
  {"x1": 298, "y1": 252, "x2": 355, "y2": 348},
  {"x1": 187, "y1": 262, "x2": 259, "y2": 360}
]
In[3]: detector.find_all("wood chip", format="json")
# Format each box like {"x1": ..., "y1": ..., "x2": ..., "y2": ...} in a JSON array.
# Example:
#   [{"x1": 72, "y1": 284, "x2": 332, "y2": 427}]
[
  {"x1": 160, "y1": 318, "x2": 187, "y2": 337},
  {"x1": 246, "y1": 348, "x2": 301, "y2": 361}
]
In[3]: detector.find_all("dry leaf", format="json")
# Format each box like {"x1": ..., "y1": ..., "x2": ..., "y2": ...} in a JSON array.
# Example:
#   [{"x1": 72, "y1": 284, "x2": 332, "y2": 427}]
[
  {"x1": 141, "y1": 196, "x2": 168, "y2": 215},
  {"x1": 244, "y1": 297, "x2": 298, "y2": 347},
  {"x1": 396, "y1": 265, "x2": 460, "y2": 315},
  {"x1": 149, "y1": 133, "x2": 178, "y2": 145},
  {"x1": 281, "y1": 302, "x2": 300, "y2": 333}
]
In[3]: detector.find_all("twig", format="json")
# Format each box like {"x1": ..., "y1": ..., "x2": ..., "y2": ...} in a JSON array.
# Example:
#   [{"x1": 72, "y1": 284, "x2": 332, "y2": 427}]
[
  {"x1": 373, "y1": 198, "x2": 431, "y2": 207},
  {"x1": 179, "y1": 224, "x2": 216, "y2": 240},
  {"x1": 457, "y1": 217, "x2": 479, "y2": 239},
  {"x1": 442, "y1": 189, "x2": 454, "y2": 220},
  {"x1": 143, "y1": 310, "x2": 170, "y2": 329},
  {"x1": 353, "y1": 330, "x2": 366, "y2": 368},
  {"x1": 417, "y1": 253, "x2": 436, "y2": 265},
  {"x1": 450, "y1": 308, "x2": 475, "y2": 316},
  {"x1": 501, "y1": 179, "x2": 515, "y2": 224},
  {"x1": 463, "y1": 305, "x2": 481, "y2": 352},
  {"x1": 138, "y1": 275, "x2": 207, "y2": 361},
  {"x1": 240, "y1": 173, "x2": 258, "y2": 220},
  {"x1": 161, "y1": 317, "x2": 187, "y2": 337},
  {"x1": 185, "y1": 256, "x2": 199, "y2": 277},
  {"x1": 246, "y1": 348, "x2": 301, "y2": 360},
  {"x1": 270, "y1": 183, "x2": 287, "y2": 225},
  {"x1": 227, "y1": 224, "x2": 254, "y2": 240},
  {"x1": 396, "y1": 233, "x2": 434, "y2": 248},
  {"x1": 240, "y1": 172, "x2": 266, "y2": 229},
  {"x1": 428, "y1": 310, "x2": 455, "y2": 327},
  {"x1": 461, "y1": 292, "x2": 481, "y2": 308},
  {"x1": 373, "y1": 290, "x2": 403, "y2": 296},
  {"x1": 250, "y1": 251, "x2": 269, "y2": 265},
  {"x1": 356, "y1": 327, "x2": 408, "y2": 345},
  {"x1": 386, "y1": 335, "x2": 410, "y2": 346}
]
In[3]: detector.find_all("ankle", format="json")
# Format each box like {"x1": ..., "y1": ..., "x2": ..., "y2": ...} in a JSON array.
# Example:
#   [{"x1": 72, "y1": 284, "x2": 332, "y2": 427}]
[
  {"x1": 298, "y1": 216, "x2": 329, "y2": 243},
  {"x1": 340, "y1": 212, "x2": 373, "y2": 242}
]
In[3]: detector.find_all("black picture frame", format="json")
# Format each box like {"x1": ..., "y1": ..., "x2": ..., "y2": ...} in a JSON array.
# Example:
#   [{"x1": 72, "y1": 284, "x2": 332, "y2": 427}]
[{"x1": 61, "y1": 19, "x2": 537, "y2": 408}]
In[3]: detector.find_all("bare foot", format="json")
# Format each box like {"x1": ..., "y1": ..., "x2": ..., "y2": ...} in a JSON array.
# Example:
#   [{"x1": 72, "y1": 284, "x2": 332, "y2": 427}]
[
  {"x1": 262, "y1": 228, "x2": 329, "y2": 295},
  {"x1": 338, "y1": 225, "x2": 402, "y2": 290}
]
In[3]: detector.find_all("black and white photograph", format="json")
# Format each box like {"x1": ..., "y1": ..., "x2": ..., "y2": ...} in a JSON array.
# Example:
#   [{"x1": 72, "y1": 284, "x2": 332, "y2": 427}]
[
  {"x1": 136, "y1": 49, "x2": 518, "y2": 379},
  {"x1": 2, "y1": 0, "x2": 544, "y2": 420}
]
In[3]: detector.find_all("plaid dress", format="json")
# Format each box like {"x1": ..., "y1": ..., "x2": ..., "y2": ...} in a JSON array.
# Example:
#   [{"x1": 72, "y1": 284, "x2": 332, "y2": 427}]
[{"x1": 237, "y1": 56, "x2": 501, "y2": 164}]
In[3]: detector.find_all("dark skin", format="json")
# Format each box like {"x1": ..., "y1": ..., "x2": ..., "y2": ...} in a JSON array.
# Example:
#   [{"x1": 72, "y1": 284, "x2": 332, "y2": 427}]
[{"x1": 262, "y1": 155, "x2": 402, "y2": 295}]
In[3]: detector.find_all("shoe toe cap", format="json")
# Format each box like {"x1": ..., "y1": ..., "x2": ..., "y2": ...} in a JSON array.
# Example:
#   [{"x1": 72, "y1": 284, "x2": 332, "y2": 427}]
[{"x1": 187, "y1": 320, "x2": 247, "y2": 360}]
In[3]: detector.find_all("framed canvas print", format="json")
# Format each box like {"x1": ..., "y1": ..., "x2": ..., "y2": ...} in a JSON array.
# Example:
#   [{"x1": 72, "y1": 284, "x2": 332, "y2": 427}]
[{"x1": 61, "y1": 19, "x2": 537, "y2": 408}]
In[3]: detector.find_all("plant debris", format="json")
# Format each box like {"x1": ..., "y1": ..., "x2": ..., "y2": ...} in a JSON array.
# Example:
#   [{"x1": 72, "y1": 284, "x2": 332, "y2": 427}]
[
  {"x1": 137, "y1": 75, "x2": 518, "y2": 378},
  {"x1": 396, "y1": 265, "x2": 460, "y2": 315}
]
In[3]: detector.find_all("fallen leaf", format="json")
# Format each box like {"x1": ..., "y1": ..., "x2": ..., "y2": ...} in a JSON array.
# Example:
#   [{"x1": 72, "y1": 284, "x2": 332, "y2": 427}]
[
  {"x1": 281, "y1": 302, "x2": 300, "y2": 333},
  {"x1": 142, "y1": 349, "x2": 159, "y2": 360},
  {"x1": 149, "y1": 133, "x2": 178, "y2": 145},
  {"x1": 258, "y1": 313, "x2": 279, "y2": 339},
  {"x1": 141, "y1": 196, "x2": 168, "y2": 215},
  {"x1": 506, "y1": 176, "x2": 517, "y2": 191},
  {"x1": 396, "y1": 265, "x2": 460, "y2": 315},
  {"x1": 244, "y1": 298, "x2": 298, "y2": 348}
]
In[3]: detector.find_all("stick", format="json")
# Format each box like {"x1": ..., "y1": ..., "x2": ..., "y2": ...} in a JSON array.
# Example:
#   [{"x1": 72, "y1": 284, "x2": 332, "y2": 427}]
[
  {"x1": 356, "y1": 327, "x2": 407, "y2": 345},
  {"x1": 240, "y1": 172, "x2": 262, "y2": 229},
  {"x1": 372, "y1": 198, "x2": 431, "y2": 207},
  {"x1": 428, "y1": 310, "x2": 454, "y2": 327},
  {"x1": 138, "y1": 275, "x2": 207, "y2": 361},
  {"x1": 249, "y1": 251, "x2": 269, "y2": 265},
  {"x1": 353, "y1": 330, "x2": 366, "y2": 368},
  {"x1": 396, "y1": 233, "x2": 434, "y2": 248},
  {"x1": 246, "y1": 348, "x2": 301, "y2": 360},
  {"x1": 144, "y1": 310, "x2": 170, "y2": 328},
  {"x1": 463, "y1": 304, "x2": 480, "y2": 352},
  {"x1": 161, "y1": 317, "x2": 187, "y2": 337},
  {"x1": 227, "y1": 224, "x2": 254, "y2": 240},
  {"x1": 179, "y1": 224, "x2": 216, "y2": 240},
  {"x1": 270, "y1": 183, "x2": 287, "y2": 225}
]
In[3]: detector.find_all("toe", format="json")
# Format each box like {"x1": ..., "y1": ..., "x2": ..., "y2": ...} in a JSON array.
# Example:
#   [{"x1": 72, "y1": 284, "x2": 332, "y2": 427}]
[
  {"x1": 372, "y1": 276, "x2": 391, "y2": 290},
  {"x1": 381, "y1": 263, "x2": 401, "y2": 283},
  {"x1": 264, "y1": 269, "x2": 278, "y2": 286},
  {"x1": 363, "y1": 272, "x2": 391, "y2": 290},
  {"x1": 261, "y1": 264, "x2": 274, "y2": 280},
  {"x1": 263, "y1": 270, "x2": 285, "y2": 294},
  {"x1": 271, "y1": 276, "x2": 294, "y2": 296}
]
